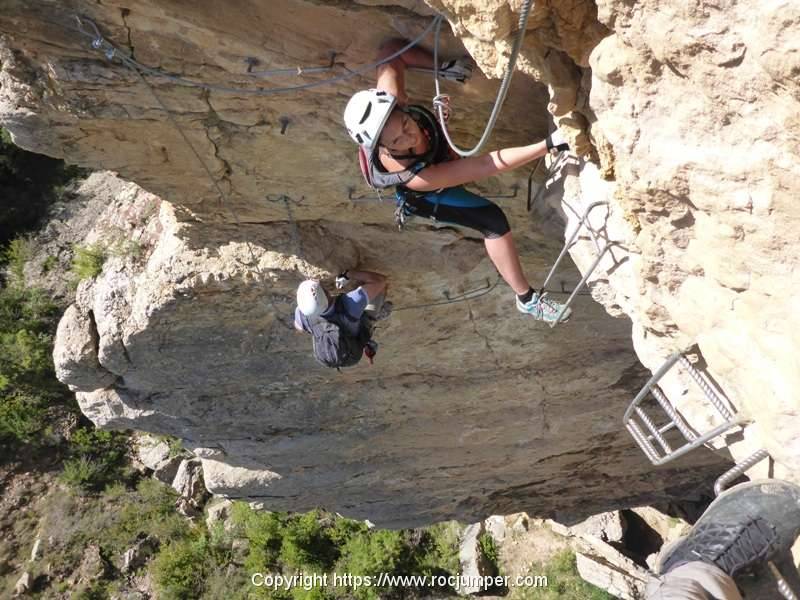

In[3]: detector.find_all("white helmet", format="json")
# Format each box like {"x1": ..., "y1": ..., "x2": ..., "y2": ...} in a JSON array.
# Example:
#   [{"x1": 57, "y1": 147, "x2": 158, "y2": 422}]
[
  {"x1": 343, "y1": 89, "x2": 397, "y2": 149},
  {"x1": 297, "y1": 280, "x2": 329, "y2": 317}
]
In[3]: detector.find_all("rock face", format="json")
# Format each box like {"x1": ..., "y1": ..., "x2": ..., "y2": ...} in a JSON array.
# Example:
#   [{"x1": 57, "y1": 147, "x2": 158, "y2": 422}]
[
  {"x1": 53, "y1": 304, "x2": 117, "y2": 392},
  {"x1": 134, "y1": 433, "x2": 183, "y2": 483},
  {"x1": 3, "y1": 0, "x2": 795, "y2": 527},
  {"x1": 13, "y1": 571, "x2": 30, "y2": 596},
  {"x1": 575, "y1": 542, "x2": 651, "y2": 600},
  {"x1": 458, "y1": 522, "x2": 494, "y2": 595},
  {"x1": 78, "y1": 543, "x2": 107, "y2": 584},
  {"x1": 566, "y1": 511, "x2": 626, "y2": 544},
  {"x1": 118, "y1": 536, "x2": 158, "y2": 574},
  {"x1": 553, "y1": 0, "x2": 800, "y2": 474}
]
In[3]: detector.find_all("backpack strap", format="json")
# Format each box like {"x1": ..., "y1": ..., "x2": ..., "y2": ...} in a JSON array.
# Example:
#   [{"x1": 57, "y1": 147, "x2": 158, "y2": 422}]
[
  {"x1": 357, "y1": 145, "x2": 374, "y2": 189},
  {"x1": 325, "y1": 296, "x2": 371, "y2": 341}
]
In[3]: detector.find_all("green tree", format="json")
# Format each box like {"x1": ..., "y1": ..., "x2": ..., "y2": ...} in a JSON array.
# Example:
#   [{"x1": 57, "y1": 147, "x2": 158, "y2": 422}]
[
  {"x1": 71, "y1": 244, "x2": 106, "y2": 282},
  {"x1": 335, "y1": 530, "x2": 407, "y2": 600},
  {"x1": 0, "y1": 246, "x2": 66, "y2": 453},
  {"x1": 280, "y1": 510, "x2": 339, "y2": 571},
  {"x1": 151, "y1": 535, "x2": 211, "y2": 600},
  {"x1": 60, "y1": 428, "x2": 132, "y2": 493}
]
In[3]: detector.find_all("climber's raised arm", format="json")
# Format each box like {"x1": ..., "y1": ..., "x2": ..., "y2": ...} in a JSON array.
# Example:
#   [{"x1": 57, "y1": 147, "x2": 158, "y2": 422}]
[
  {"x1": 375, "y1": 39, "x2": 435, "y2": 106},
  {"x1": 379, "y1": 139, "x2": 552, "y2": 192},
  {"x1": 336, "y1": 269, "x2": 387, "y2": 303}
]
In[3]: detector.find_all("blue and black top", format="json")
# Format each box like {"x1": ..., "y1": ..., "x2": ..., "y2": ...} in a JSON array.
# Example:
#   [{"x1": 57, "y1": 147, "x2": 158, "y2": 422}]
[{"x1": 366, "y1": 106, "x2": 510, "y2": 239}]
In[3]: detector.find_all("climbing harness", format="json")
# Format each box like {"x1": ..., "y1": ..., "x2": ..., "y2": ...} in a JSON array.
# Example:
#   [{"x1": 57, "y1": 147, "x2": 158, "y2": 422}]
[
  {"x1": 623, "y1": 350, "x2": 745, "y2": 466},
  {"x1": 354, "y1": 104, "x2": 448, "y2": 232},
  {"x1": 74, "y1": 15, "x2": 442, "y2": 97},
  {"x1": 349, "y1": 184, "x2": 517, "y2": 205},
  {"x1": 432, "y1": 0, "x2": 535, "y2": 157}
]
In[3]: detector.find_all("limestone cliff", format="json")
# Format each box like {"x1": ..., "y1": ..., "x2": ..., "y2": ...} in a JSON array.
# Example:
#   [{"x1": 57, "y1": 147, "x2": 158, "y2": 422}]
[{"x1": 2, "y1": 0, "x2": 796, "y2": 526}]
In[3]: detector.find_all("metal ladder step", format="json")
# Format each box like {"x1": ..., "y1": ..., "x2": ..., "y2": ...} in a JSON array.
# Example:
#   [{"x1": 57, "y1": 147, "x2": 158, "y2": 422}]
[
  {"x1": 538, "y1": 201, "x2": 616, "y2": 327},
  {"x1": 623, "y1": 351, "x2": 743, "y2": 466}
]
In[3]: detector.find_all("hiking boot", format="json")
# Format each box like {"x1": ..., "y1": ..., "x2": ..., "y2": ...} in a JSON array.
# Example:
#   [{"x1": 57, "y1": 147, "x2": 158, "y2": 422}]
[
  {"x1": 516, "y1": 292, "x2": 571, "y2": 323},
  {"x1": 657, "y1": 480, "x2": 800, "y2": 578}
]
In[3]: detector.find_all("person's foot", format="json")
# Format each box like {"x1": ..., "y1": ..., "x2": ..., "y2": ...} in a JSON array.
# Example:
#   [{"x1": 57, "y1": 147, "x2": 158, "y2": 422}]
[
  {"x1": 516, "y1": 292, "x2": 571, "y2": 323},
  {"x1": 658, "y1": 480, "x2": 800, "y2": 578}
]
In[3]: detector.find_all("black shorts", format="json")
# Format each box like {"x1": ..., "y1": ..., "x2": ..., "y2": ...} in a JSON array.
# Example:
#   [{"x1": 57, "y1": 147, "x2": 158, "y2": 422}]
[{"x1": 403, "y1": 186, "x2": 511, "y2": 239}]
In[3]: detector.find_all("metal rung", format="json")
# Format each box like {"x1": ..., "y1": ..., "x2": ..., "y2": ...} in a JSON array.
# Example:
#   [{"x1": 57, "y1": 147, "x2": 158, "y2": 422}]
[
  {"x1": 637, "y1": 419, "x2": 742, "y2": 466},
  {"x1": 645, "y1": 421, "x2": 676, "y2": 442},
  {"x1": 626, "y1": 421, "x2": 660, "y2": 463},
  {"x1": 635, "y1": 407, "x2": 672, "y2": 454},
  {"x1": 539, "y1": 201, "x2": 614, "y2": 327},
  {"x1": 526, "y1": 153, "x2": 573, "y2": 213},
  {"x1": 715, "y1": 449, "x2": 796, "y2": 600},
  {"x1": 623, "y1": 351, "x2": 744, "y2": 466},
  {"x1": 714, "y1": 448, "x2": 770, "y2": 496},
  {"x1": 678, "y1": 355, "x2": 734, "y2": 421},
  {"x1": 651, "y1": 386, "x2": 696, "y2": 442},
  {"x1": 541, "y1": 201, "x2": 609, "y2": 291},
  {"x1": 769, "y1": 561, "x2": 799, "y2": 600}
]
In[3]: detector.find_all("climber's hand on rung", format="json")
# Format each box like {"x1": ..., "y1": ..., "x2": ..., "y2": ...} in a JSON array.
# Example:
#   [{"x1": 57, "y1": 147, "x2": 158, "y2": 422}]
[
  {"x1": 546, "y1": 129, "x2": 570, "y2": 154},
  {"x1": 437, "y1": 58, "x2": 473, "y2": 84},
  {"x1": 335, "y1": 271, "x2": 350, "y2": 289}
]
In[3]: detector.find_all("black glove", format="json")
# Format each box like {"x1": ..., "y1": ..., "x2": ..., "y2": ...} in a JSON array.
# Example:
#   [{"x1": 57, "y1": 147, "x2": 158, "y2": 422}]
[
  {"x1": 545, "y1": 129, "x2": 570, "y2": 154},
  {"x1": 438, "y1": 58, "x2": 473, "y2": 84},
  {"x1": 335, "y1": 271, "x2": 350, "y2": 289}
]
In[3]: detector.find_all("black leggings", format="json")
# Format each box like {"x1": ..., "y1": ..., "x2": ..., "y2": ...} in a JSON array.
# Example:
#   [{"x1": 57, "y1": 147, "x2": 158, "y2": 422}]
[{"x1": 403, "y1": 187, "x2": 511, "y2": 239}]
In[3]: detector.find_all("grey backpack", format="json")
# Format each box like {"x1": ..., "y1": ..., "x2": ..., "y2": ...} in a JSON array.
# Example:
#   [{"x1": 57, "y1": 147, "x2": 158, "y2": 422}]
[{"x1": 307, "y1": 297, "x2": 371, "y2": 369}]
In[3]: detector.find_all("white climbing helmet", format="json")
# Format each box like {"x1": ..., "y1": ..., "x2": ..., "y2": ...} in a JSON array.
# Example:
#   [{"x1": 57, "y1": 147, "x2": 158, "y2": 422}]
[
  {"x1": 343, "y1": 89, "x2": 397, "y2": 149},
  {"x1": 297, "y1": 280, "x2": 329, "y2": 317}
]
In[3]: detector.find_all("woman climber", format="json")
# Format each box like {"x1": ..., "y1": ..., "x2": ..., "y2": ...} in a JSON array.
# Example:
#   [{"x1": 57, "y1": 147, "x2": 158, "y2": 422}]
[{"x1": 343, "y1": 39, "x2": 572, "y2": 324}]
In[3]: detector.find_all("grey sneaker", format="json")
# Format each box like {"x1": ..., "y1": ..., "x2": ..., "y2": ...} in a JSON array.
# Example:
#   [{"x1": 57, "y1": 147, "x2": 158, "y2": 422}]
[
  {"x1": 516, "y1": 292, "x2": 571, "y2": 323},
  {"x1": 658, "y1": 480, "x2": 800, "y2": 578}
]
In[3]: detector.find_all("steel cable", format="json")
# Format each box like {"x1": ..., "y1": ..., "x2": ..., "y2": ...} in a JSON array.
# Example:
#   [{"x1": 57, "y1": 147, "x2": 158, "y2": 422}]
[
  {"x1": 75, "y1": 15, "x2": 441, "y2": 96},
  {"x1": 432, "y1": 0, "x2": 535, "y2": 156}
]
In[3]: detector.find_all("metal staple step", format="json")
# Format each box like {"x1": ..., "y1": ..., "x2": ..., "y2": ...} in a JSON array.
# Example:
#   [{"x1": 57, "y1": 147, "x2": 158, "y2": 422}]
[
  {"x1": 539, "y1": 201, "x2": 615, "y2": 327},
  {"x1": 623, "y1": 351, "x2": 744, "y2": 466}
]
